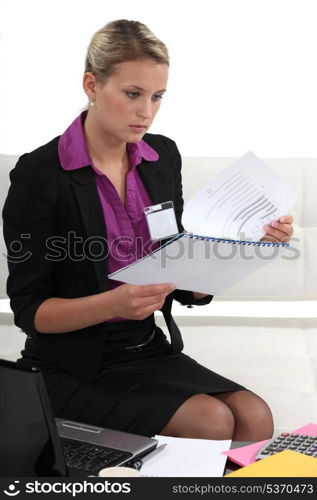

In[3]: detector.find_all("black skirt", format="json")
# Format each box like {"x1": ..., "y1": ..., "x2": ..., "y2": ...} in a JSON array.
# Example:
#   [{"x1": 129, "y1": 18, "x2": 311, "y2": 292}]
[{"x1": 18, "y1": 320, "x2": 246, "y2": 437}]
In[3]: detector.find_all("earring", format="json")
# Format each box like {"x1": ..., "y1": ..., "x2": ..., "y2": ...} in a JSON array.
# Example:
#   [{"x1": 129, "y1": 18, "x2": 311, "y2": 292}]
[{"x1": 90, "y1": 101, "x2": 95, "y2": 107}]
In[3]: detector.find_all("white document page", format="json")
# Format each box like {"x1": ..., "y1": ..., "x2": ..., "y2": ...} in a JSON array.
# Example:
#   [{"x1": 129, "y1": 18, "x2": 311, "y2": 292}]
[
  {"x1": 182, "y1": 151, "x2": 297, "y2": 241},
  {"x1": 140, "y1": 435, "x2": 231, "y2": 477}
]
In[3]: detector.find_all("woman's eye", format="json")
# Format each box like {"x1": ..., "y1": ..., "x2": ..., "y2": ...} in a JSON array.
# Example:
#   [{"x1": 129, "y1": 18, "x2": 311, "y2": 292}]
[
  {"x1": 125, "y1": 92, "x2": 164, "y2": 101},
  {"x1": 126, "y1": 92, "x2": 140, "y2": 98}
]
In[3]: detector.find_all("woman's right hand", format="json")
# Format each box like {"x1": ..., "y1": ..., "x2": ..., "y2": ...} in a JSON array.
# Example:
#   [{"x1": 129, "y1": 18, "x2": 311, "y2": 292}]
[{"x1": 108, "y1": 283, "x2": 176, "y2": 320}]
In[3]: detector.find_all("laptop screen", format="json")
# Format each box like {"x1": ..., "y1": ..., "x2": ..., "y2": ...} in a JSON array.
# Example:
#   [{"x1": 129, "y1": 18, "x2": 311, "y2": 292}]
[{"x1": 0, "y1": 359, "x2": 67, "y2": 477}]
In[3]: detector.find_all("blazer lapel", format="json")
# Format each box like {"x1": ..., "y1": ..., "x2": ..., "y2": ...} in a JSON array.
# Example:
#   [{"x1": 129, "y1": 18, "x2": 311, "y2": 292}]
[
  {"x1": 70, "y1": 167, "x2": 109, "y2": 292},
  {"x1": 137, "y1": 159, "x2": 173, "y2": 205}
]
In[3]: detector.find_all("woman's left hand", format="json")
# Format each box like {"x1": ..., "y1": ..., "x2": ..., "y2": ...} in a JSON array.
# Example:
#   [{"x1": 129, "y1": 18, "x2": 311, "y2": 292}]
[{"x1": 260, "y1": 215, "x2": 294, "y2": 243}]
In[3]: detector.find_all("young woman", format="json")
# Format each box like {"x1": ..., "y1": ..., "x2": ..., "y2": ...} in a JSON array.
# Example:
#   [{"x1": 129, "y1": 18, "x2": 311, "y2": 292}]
[{"x1": 3, "y1": 19, "x2": 293, "y2": 441}]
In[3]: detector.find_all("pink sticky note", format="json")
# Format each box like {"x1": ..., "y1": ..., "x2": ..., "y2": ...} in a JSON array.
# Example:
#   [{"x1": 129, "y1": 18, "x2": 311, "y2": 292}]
[
  {"x1": 222, "y1": 422, "x2": 317, "y2": 467},
  {"x1": 222, "y1": 440, "x2": 267, "y2": 467},
  {"x1": 293, "y1": 423, "x2": 317, "y2": 436}
]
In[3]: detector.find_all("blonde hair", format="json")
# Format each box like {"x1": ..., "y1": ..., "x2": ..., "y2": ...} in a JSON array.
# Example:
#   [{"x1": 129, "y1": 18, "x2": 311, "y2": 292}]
[{"x1": 85, "y1": 19, "x2": 169, "y2": 84}]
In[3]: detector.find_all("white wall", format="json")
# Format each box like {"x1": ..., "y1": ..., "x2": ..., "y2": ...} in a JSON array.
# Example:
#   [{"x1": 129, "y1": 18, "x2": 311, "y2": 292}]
[{"x1": 0, "y1": 0, "x2": 316, "y2": 157}]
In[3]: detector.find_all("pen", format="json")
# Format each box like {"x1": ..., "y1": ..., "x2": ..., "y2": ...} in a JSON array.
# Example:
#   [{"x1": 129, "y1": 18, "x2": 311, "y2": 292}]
[{"x1": 132, "y1": 443, "x2": 167, "y2": 471}]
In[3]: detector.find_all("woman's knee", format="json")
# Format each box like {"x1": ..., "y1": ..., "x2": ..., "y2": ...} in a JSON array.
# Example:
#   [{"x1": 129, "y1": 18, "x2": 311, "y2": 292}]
[
  {"x1": 236, "y1": 391, "x2": 273, "y2": 431},
  {"x1": 215, "y1": 390, "x2": 274, "y2": 440},
  {"x1": 159, "y1": 394, "x2": 235, "y2": 439}
]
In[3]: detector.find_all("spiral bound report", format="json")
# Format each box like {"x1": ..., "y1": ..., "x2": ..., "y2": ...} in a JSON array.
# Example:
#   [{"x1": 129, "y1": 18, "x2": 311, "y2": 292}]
[
  {"x1": 109, "y1": 232, "x2": 289, "y2": 296},
  {"x1": 109, "y1": 152, "x2": 295, "y2": 295}
]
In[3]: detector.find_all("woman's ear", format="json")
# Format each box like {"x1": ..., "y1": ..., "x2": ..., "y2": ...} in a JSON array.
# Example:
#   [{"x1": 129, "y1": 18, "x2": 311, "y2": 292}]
[{"x1": 83, "y1": 72, "x2": 97, "y2": 104}]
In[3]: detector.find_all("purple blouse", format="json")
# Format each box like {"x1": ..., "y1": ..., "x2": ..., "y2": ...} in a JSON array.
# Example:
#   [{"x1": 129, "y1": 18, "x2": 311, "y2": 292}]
[{"x1": 58, "y1": 111, "x2": 160, "y2": 321}]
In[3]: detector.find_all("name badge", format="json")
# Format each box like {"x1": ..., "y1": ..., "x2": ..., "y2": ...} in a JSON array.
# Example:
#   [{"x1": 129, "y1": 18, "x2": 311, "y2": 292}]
[{"x1": 144, "y1": 201, "x2": 179, "y2": 241}]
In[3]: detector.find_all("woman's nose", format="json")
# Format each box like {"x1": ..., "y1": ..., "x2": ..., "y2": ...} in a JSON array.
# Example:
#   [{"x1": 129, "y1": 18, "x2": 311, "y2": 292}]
[{"x1": 137, "y1": 99, "x2": 153, "y2": 119}]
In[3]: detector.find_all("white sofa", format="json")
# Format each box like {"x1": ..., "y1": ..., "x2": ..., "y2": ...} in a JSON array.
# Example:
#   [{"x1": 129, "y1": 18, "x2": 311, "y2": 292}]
[{"x1": 1, "y1": 153, "x2": 316, "y2": 434}]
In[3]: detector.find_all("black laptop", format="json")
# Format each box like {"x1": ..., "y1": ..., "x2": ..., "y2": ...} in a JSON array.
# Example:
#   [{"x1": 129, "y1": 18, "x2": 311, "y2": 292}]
[{"x1": 0, "y1": 359, "x2": 157, "y2": 477}]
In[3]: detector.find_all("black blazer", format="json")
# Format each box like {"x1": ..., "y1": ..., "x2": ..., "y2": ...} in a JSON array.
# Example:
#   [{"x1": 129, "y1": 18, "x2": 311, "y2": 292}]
[{"x1": 3, "y1": 132, "x2": 212, "y2": 381}]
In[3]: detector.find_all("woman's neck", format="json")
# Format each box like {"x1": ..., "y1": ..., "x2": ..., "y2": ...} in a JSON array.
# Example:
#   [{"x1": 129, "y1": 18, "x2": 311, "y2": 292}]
[{"x1": 83, "y1": 109, "x2": 127, "y2": 168}]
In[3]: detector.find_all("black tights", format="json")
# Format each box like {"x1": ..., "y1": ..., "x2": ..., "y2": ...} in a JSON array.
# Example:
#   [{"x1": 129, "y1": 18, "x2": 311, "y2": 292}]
[{"x1": 159, "y1": 390, "x2": 274, "y2": 441}]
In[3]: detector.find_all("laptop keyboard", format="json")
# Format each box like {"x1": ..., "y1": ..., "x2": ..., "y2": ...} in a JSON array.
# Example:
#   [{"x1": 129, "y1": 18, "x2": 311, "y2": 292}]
[{"x1": 61, "y1": 438, "x2": 133, "y2": 473}]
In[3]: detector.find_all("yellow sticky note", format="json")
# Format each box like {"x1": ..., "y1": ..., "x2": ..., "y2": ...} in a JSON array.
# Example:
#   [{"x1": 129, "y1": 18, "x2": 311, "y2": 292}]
[{"x1": 225, "y1": 450, "x2": 317, "y2": 477}]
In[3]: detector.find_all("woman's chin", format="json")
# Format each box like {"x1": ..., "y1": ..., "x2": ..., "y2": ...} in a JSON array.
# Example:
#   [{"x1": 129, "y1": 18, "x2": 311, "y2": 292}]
[{"x1": 126, "y1": 133, "x2": 146, "y2": 143}]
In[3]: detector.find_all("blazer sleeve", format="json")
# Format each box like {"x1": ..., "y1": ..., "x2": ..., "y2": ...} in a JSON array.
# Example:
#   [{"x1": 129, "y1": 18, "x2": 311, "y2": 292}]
[
  {"x1": 2, "y1": 153, "x2": 58, "y2": 338},
  {"x1": 160, "y1": 136, "x2": 213, "y2": 307}
]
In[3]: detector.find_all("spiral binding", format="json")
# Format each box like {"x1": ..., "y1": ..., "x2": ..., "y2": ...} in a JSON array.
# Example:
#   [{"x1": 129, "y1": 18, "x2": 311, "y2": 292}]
[{"x1": 186, "y1": 232, "x2": 288, "y2": 247}]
